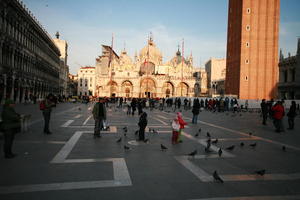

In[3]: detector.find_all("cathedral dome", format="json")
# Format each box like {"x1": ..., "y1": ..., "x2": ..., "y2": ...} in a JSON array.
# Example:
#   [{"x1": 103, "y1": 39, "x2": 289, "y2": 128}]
[
  {"x1": 119, "y1": 50, "x2": 133, "y2": 65},
  {"x1": 139, "y1": 37, "x2": 162, "y2": 66}
]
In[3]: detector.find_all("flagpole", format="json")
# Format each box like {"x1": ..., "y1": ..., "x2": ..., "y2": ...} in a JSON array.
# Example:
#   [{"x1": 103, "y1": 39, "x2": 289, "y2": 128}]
[
  {"x1": 181, "y1": 38, "x2": 184, "y2": 96},
  {"x1": 109, "y1": 33, "x2": 114, "y2": 98}
]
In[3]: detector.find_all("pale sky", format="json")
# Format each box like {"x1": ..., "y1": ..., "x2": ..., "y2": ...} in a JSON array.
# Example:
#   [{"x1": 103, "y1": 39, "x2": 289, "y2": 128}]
[{"x1": 22, "y1": 0, "x2": 300, "y2": 74}]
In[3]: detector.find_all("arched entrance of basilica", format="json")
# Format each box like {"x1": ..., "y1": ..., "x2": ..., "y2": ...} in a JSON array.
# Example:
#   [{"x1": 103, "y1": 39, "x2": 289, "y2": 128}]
[
  {"x1": 162, "y1": 81, "x2": 174, "y2": 97},
  {"x1": 140, "y1": 78, "x2": 156, "y2": 98},
  {"x1": 176, "y1": 82, "x2": 189, "y2": 96},
  {"x1": 107, "y1": 81, "x2": 118, "y2": 97},
  {"x1": 121, "y1": 80, "x2": 133, "y2": 98}
]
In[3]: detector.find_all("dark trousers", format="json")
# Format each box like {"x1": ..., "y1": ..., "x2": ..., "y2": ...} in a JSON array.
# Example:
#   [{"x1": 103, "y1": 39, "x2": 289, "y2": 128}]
[
  {"x1": 192, "y1": 114, "x2": 198, "y2": 124},
  {"x1": 273, "y1": 119, "x2": 283, "y2": 132},
  {"x1": 172, "y1": 131, "x2": 179, "y2": 144},
  {"x1": 94, "y1": 118, "x2": 104, "y2": 136},
  {"x1": 132, "y1": 108, "x2": 136, "y2": 116},
  {"x1": 3, "y1": 130, "x2": 15, "y2": 156},
  {"x1": 43, "y1": 111, "x2": 51, "y2": 133},
  {"x1": 262, "y1": 113, "x2": 268, "y2": 125},
  {"x1": 288, "y1": 117, "x2": 295, "y2": 129},
  {"x1": 139, "y1": 126, "x2": 146, "y2": 141}
]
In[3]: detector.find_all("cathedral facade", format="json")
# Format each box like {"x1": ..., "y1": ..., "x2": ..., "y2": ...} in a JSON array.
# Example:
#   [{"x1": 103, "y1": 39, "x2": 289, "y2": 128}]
[{"x1": 94, "y1": 37, "x2": 205, "y2": 98}]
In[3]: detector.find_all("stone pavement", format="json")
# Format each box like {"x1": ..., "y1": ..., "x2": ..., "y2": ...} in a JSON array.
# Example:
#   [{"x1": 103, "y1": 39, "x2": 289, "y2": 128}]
[{"x1": 0, "y1": 102, "x2": 300, "y2": 200}]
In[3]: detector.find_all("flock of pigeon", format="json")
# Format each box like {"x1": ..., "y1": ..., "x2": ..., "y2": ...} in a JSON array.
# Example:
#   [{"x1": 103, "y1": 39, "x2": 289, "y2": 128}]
[{"x1": 115, "y1": 126, "x2": 285, "y2": 183}]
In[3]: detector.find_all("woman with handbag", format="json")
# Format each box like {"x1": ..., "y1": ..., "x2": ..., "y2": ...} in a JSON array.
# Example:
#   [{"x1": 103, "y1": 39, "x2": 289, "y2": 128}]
[{"x1": 1, "y1": 99, "x2": 21, "y2": 159}]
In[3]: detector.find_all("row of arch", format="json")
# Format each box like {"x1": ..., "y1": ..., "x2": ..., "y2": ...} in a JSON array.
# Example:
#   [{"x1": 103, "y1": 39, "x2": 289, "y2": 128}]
[{"x1": 97, "y1": 78, "x2": 200, "y2": 98}]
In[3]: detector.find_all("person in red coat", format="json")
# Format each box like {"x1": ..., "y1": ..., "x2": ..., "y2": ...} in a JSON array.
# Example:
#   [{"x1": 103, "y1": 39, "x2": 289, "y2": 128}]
[
  {"x1": 177, "y1": 112, "x2": 187, "y2": 143},
  {"x1": 271, "y1": 101, "x2": 285, "y2": 133}
]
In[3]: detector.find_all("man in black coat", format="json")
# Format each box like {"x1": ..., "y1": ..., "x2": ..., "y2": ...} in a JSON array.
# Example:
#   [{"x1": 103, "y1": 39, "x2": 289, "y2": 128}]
[
  {"x1": 192, "y1": 99, "x2": 200, "y2": 124},
  {"x1": 138, "y1": 112, "x2": 147, "y2": 141},
  {"x1": 1, "y1": 99, "x2": 21, "y2": 158},
  {"x1": 261, "y1": 99, "x2": 268, "y2": 125}
]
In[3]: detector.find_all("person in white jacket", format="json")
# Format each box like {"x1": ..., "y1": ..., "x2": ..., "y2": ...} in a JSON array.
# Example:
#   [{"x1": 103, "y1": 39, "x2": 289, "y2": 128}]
[{"x1": 171, "y1": 118, "x2": 180, "y2": 144}]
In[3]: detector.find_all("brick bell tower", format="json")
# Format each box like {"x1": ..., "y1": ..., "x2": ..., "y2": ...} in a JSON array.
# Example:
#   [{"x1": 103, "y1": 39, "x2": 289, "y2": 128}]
[{"x1": 225, "y1": 0, "x2": 280, "y2": 99}]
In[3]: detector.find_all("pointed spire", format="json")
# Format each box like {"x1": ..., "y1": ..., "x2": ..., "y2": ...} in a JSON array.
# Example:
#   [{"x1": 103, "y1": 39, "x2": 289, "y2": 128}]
[
  {"x1": 297, "y1": 37, "x2": 300, "y2": 56},
  {"x1": 176, "y1": 44, "x2": 181, "y2": 56},
  {"x1": 55, "y1": 31, "x2": 60, "y2": 39},
  {"x1": 134, "y1": 50, "x2": 138, "y2": 62},
  {"x1": 279, "y1": 48, "x2": 284, "y2": 61},
  {"x1": 148, "y1": 32, "x2": 154, "y2": 45}
]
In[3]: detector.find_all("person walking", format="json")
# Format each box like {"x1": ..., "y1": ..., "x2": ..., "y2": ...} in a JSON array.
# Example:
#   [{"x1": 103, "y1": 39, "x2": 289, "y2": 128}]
[
  {"x1": 92, "y1": 98, "x2": 107, "y2": 138},
  {"x1": 192, "y1": 99, "x2": 200, "y2": 124},
  {"x1": 137, "y1": 100, "x2": 143, "y2": 115},
  {"x1": 261, "y1": 99, "x2": 268, "y2": 125},
  {"x1": 271, "y1": 101, "x2": 285, "y2": 133},
  {"x1": 1, "y1": 99, "x2": 21, "y2": 159},
  {"x1": 40, "y1": 94, "x2": 55, "y2": 134},
  {"x1": 138, "y1": 112, "x2": 147, "y2": 141},
  {"x1": 177, "y1": 112, "x2": 187, "y2": 143},
  {"x1": 287, "y1": 101, "x2": 296, "y2": 130},
  {"x1": 131, "y1": 98, "x2": 137, "y2": 116}
]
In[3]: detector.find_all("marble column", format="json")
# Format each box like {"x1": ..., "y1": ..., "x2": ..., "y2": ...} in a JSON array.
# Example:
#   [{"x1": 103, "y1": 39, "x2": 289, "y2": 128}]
[
  {"x1": 1, "y1": 74, "x2": 7, "y2": 104},
  {"x1": 15, "y1": 80, "x2": 20, "y2": 103},
  {"x1": 21, "y1": 86, "x2": 26, "y2": 103},
  {"x1": 10, "y1": 74, "x2": 15, "y2": 101}
]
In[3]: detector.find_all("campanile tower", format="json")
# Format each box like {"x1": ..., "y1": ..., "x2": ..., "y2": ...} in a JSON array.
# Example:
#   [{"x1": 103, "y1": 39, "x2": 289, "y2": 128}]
[{"x1": 225, "y1": 0, "x2": 280, "y2": 99}]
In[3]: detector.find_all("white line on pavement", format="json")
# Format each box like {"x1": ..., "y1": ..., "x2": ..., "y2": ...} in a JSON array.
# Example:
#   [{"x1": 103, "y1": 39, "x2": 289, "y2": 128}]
[
  {"x1": 83, "y1": 115, "x2": 92, "y2": 125},
  {"x1": 60, "y1": 120, "x2": 74, "y2": 127},
  {"x1": 151, "y1": 117, "x2": 168, "y2": 125},
  {"x1": 157, "y1": 115, "x2": 168, "y2": 120}
]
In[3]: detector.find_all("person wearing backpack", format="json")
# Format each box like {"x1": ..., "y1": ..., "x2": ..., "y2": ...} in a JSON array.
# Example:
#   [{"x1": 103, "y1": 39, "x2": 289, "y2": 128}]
[{"x1": 40, "y1": 94, "x2": 55, "y2": 134}]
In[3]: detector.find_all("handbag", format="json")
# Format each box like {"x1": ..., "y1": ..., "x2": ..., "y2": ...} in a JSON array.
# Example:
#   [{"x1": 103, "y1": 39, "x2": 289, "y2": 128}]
[{"x1": 102, "y1": 120, "x2": 109, "y2": 130}]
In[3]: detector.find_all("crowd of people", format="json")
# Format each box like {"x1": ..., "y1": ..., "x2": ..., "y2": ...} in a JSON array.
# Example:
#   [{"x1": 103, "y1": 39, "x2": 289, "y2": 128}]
[{"x1": 0, "y1": 94, "x2": 299, "y2": 159}]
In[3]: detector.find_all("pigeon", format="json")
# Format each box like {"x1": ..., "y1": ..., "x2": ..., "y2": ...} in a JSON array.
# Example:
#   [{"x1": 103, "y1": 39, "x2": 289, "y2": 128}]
[
  {"x1": 188, "y1": 150, "x2": 197, "y2": 157},
  {"x1": 249, "y1": 142, "x2": 257, "y2": 148},
  {"x1": 255, "y1": 169, "x2": 266, "y2": 176},
  {"x1": 161, "y1": 144, "x2": 168, "y2": 150},
  {"x1": 207, "y1": 132, "x2": 211, "y2": 138},
  {"x1": 198, "y1": 128, "x2": 202, "y2": 133},
  {"x1": 212, "y1": 139, "x2": 218, "y2": 144},
  {"x1": 124, "y1": 145, "x2": 130, "y2": 150},
  {"x1": 194, "y1": 132, "x2": 199, "y2": 137},
  {"x1": 123, "y1": 127, "x2": 128, "y2": 132},
  {"x1": 226, "y1": 145, "x2": 235, "y2": 151},
  {"x1": 213, "y1": 171, "x2": 224, "y2": 183},
  {"x1": 218, "y1": 148, "x2": 222, "y2": 157},
  {"x1": 282, "y1": 146, "x2": 286, "y2": 151},
  {"x1": 116, "y1": 137, "x2": 122, "y2": 143},
  {"x1": 135, "y1": 130, "x2": 139, "y2": 135},
  {"x1": 240, "y1": 142, "x2": 244, "y2": 147},
  {"x1": 144, "y1": 138, "x2": 149, "y2": 143}
]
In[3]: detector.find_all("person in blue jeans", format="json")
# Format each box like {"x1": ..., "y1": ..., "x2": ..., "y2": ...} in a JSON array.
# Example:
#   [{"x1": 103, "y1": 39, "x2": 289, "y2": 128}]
[{"x1": 192, "y1": 98, "x2": 200, "y2": 124}]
